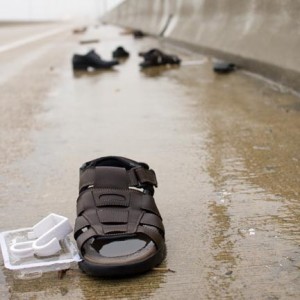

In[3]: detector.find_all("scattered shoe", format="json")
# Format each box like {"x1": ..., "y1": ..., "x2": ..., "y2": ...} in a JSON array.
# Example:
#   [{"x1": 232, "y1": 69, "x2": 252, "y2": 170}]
[
  {"x1": 74, "y1": 156, "x2": 166, "y2": 277},
  {"x1": 213, "y1": 61, "x2": 236, "y2": 74},
  {"x1": 73, "y1": 26, "x2": 87, "y2": 34},
  {"x1": 139, "y1": 48, "x2": 161, "y2": 60},
  {"x1": 112, "y1": 46, "x2": 130, "y2": 59},
  {"x1": 139, "y1": 49, "x2": 181, "y2": 68},
  {"x1": 72, "y1": 50, "x2": 119, "y2": 71},
  {"x1": 133, "y1": 30, "x2": 145, "y2": 39}
]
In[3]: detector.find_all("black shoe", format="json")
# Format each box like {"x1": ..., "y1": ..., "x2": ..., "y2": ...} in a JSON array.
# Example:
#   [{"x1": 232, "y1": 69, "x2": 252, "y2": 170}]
[
  {"x1": 138, "y1": 48, "x2": 161, "y2": 60},
  {"x1": 213, "y1": 61, "x2": 235, "y2": 74},
  {"x1": 112, "y1": 46, "x2": 130, "y2": 59},
  {"x1": 133, "y1": 30, "x2": 145, "y2": 39},
  {"x1": 139, "y1": 49, "x2": 181, "y2": 68},
  {"x1": 72, "y1": 50, "x2": 119, "y2": 70}
]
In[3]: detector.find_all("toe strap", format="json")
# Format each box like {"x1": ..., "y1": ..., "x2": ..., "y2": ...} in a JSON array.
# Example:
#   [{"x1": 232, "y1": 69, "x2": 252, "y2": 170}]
[
  {"x1": 75, "y1": 191, "x2": 165, "y2": 251},
  {"x1": 137, "y1": 225, "x2": 164, "y2": 248}
]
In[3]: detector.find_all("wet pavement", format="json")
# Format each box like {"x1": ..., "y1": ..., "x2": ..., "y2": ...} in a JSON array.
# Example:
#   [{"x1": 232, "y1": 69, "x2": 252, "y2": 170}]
[{"x1": 0, "y1": 23, "x2": 300, "y2": 300}]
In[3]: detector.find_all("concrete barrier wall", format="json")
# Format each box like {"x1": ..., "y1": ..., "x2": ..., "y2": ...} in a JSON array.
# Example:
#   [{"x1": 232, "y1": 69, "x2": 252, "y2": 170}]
[
  {"x1": 103, "y1": 0, "x2": 300, "y2": 91},
  {"x1": 103, "y1": 0, "x2": 170, "y2": 35}
]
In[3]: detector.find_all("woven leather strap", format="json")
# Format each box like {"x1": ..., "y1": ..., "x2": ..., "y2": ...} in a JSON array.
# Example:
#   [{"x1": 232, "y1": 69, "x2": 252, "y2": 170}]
[
  {"x1": 75, "y1": 165, "x2": 164, "y2": 251},
  {"x1": 79, "y1": 166, "x2": 157, "y2": 193}
]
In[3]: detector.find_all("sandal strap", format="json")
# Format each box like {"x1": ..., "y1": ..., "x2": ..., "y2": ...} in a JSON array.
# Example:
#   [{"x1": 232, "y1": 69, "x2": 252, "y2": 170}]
[
  {"x1": 80, "y1": 156, "x2": 149, "y2": 172},
  {"x1": 137, "y1": 225, "x2": 164, "y2": 247},
  {"x1": 128, "y1": 167, "x2": 157, "y2": 188},
  {"x1": 74, "y1": 212, "x2": 164, "y2": 237},
  {"x1": 75, "y1": 190, "x2": 164, "y2": 250},
  {"x1": 79, "y1": 166, "x2": 157, "y2": 193},
  {"x1": 76, "y1": 190, "x2": 161, "y2": 217}
]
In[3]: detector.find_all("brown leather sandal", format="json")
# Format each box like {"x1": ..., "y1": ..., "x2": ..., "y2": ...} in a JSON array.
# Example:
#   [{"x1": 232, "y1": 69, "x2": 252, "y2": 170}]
[{"x1": 74, "y1": 156, "x2": 166, "y2": 277}]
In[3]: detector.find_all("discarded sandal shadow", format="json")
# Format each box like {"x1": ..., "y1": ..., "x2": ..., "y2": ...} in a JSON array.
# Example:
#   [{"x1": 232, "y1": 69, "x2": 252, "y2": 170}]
[
  {"x1": 141, "y1": 64, "x2": 180, "y2": 77},
  {"x1": 74, "y1": 156, "x2": 166, "y2": 277},
  {"x1": 72, "y1": 50, "x2": 119, "y2": 71},
  {"x1": 72, "y1": 68, "x2": 117, "y2": 78}
]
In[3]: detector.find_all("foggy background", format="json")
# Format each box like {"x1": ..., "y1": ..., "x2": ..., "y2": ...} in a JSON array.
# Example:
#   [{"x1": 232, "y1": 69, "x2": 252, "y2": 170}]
[{"x1": 0, "y1": 0, "x2": 123, "y2": 21}]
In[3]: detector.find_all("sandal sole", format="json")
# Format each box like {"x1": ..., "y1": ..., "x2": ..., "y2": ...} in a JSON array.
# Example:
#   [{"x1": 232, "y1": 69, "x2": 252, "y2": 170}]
[{"x1": 78, "y1": 243, "x2": 166, "y2": 277}]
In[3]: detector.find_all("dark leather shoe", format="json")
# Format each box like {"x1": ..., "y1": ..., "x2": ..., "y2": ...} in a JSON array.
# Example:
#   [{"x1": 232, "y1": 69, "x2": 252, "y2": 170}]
[
  {"x1": 139, "y1": 49, "x2": 162, "y2": 60},
  {"x1": 112, "y1": 46, "x2": 130, "y2": 59},
  {"x1": 139, "y1": 49, "x2": 181, "y2": 68},
  {"x1": 72, "y1": 50, "x2": 119, "y2": 70},
  {"x1": 133, "y1": 30, "x2": 145, "y2": 38},
  {"x1": 213, "y1": 61, "x2": 236, "y2": 74}
]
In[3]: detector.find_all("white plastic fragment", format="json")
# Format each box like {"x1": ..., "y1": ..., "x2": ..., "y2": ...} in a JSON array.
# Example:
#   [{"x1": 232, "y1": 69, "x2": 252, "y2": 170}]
[
  {"x1": 249, "y1": 228, "x2": 256, "y2": 235},
  {"x1": 10, "y1": 214, "x2": 73, "y2": 258},
  {"x1": 9, "y1": 241, "x2": 35, "y2": 258},
  {"x1": 0, "y1": 217, "x2": 81, "y2": 278}
]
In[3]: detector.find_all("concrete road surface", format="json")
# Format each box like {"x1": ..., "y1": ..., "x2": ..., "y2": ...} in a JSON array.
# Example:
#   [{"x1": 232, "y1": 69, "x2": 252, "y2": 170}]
[{"x1": 0, "y1": 22, "x2": 300, "y2": 300}]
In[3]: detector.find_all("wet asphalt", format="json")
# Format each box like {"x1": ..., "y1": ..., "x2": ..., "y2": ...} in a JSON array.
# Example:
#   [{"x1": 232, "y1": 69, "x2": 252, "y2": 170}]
[{"x1": 0, "y1": 23, "x2": 300, "y2": 300}]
